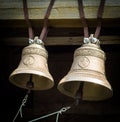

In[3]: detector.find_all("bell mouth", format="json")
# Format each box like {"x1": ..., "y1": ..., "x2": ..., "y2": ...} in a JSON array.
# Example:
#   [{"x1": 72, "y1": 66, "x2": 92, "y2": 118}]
[
  {"x1": 58, "y1": 71, "x2": 113, "y2": 101},
  {"x1": 9, "y1": 70, "x2": 54, "y2": 90}
]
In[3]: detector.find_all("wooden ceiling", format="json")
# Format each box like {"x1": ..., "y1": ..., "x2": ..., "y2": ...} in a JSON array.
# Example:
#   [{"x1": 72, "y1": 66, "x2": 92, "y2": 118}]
[
  {"x1": 0, "y1": 0, "x2": 120, "y2": 46},
  {"x1": 0, "y1": 0, "x2": 120, "y2": 122}
]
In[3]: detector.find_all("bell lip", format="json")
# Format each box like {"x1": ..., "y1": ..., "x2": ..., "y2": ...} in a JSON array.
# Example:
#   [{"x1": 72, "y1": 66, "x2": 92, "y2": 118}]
[
  {"x1": 9, "y1": 69, "x2": 54, "y2": 90},
  {"x1": 57, "y1": 72, "x2": 113, "y2": 101},
  {"x1": 58, "y1": 81, "x2": 113, "y2": 101}
]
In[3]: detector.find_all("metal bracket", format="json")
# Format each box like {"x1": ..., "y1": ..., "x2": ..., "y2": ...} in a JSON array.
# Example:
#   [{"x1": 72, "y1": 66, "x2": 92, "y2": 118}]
[
  {"x1": 29, "y1": 36, "x2": 44, "y2": 45},
  {"x1": 84, "y1": 34, "x2": 100, "y2": 45}
]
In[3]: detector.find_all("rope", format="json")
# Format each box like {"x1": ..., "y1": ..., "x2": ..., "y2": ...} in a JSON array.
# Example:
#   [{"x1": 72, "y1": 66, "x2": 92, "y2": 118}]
[
  {"x1": 23, "y1": 0, "x2": 34, "y2": 39},
  {"x1": 78, "y1": 0, "x2": 106, "y2": 39},
  {"x1": 12, "y1": 91, "x2": 29, "y2": 122},
  {"x1": 28, "y1": 106, "x2": 71, "y2": 122},
  {"x1": 56, "y1": 113, "x2": 60, "y2": 122},
  {"x1": 23, "y1": 0, "x2": 55, "y2": 43},
  {"x1": 39, "y1": 0, "x2": 55, "y2": 41},
  {"x1": 78, "y1": 0, "x2": 89, "y2": 38},
  {"x1": 94, "y1": 0, "x2": 106, "y2": 38}
]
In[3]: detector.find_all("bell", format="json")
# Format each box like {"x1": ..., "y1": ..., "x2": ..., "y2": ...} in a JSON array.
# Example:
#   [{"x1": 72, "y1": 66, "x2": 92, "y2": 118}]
[
  {"x1": 58, "y1": 39, "x2": 113, "y2": 101},
  {"x1": 9, "y1": 42, "x2": 54, "y2": 90}
]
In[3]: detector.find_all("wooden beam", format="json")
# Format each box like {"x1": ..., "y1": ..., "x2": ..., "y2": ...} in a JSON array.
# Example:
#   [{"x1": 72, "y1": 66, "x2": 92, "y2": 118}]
[
  {"x1": 0, "y1": 19, "x2": 119, "y2": 28},
  {"x1": 0, "y1": 0, "x2": 119, "y2": 28},
  {"x1": 1, "y1": 36, "x2": 120, "y2": 46},
  {"x1": 0, "y1": 7, "x2": 119, "y2": 19},
  {"x1": 0, "y1": 0, "x2": 120, "y2": 9}
]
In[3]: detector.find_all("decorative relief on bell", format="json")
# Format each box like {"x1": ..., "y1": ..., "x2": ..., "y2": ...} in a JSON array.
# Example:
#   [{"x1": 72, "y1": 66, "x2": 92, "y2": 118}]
[
  {"x1": 74, "y1": 46, "x2": 105, "y2": 60},
  {"x1": 78, "y1": 56, "x2": 90, "y2": 68},
  {"x1": 23, "y1": 55, "x2": 34, "y2": 66},
  {"x1": 22, "y1": 45, "x2": 47, "y2": 58}
]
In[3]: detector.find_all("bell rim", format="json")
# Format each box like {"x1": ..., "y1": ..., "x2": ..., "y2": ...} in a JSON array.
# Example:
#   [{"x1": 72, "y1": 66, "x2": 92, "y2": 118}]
[
  {"x1": 9, "y1": 69, "x2": 54, "y2": 90},
  {"x1": 58, "y1": 81, "x2": 113, "y2": 101},
  {"x1": 57, "y1": 72, "x2": 113, "y2": 101}
]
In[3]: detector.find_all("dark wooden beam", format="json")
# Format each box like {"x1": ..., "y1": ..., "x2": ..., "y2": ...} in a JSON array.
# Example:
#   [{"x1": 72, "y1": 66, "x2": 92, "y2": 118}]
[{"x1": 1, "y1": 36, "x2": 120, "y2": 46}]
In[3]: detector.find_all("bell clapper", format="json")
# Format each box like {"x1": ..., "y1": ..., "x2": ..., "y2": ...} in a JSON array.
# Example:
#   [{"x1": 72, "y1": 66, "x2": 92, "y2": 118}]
[
  {"x1": 26, "y1": 74, "x2": 34, "y2": 90},
  {"x1": 75, "y1": 82, "x2": 84, "y2": 106},
  {"x1": 25, "y1": 74, "x2": 34, "y2": 103}
]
